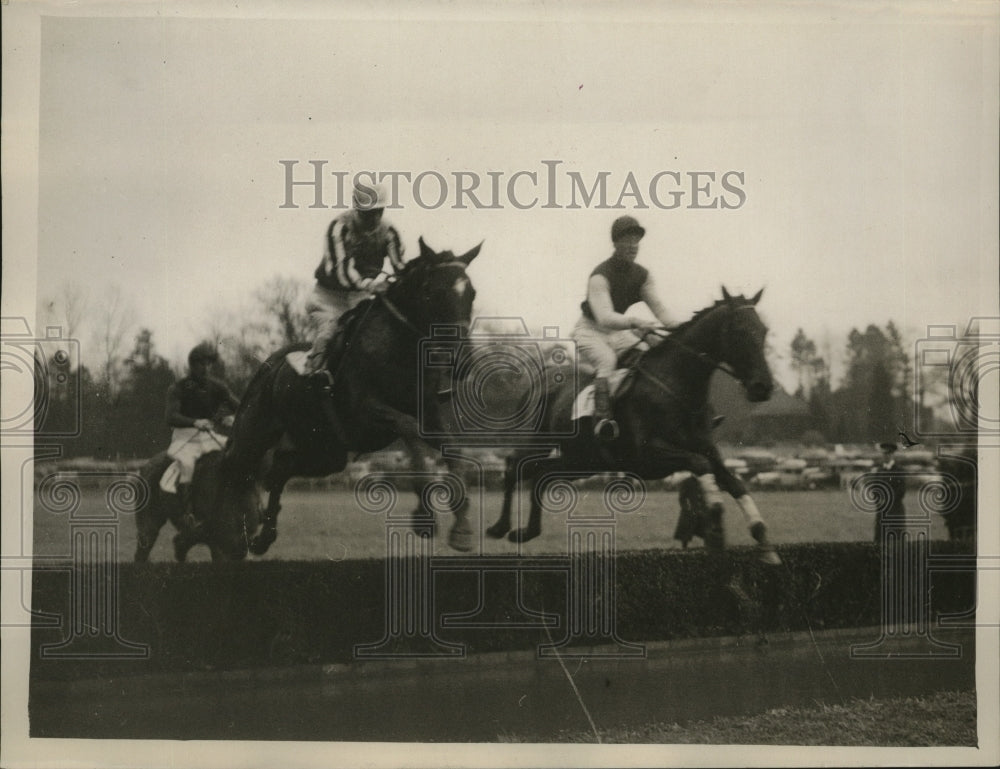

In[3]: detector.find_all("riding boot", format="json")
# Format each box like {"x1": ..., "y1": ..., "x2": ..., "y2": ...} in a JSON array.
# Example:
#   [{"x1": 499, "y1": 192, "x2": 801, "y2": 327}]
[{"x1": 592, "y1": 377, "x2": 619, "y2": 441}]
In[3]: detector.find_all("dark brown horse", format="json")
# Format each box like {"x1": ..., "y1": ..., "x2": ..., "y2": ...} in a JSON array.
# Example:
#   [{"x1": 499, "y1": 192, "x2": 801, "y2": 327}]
[
  {"x1": 134, "y1": 448, "x2": 261, "y2": 562},
  {"x1": 486, "y1": 288, "x2": 782, "y2": 564},
  {"x1": 224, "y1": 237, "x2": 481, "y2": 555}
]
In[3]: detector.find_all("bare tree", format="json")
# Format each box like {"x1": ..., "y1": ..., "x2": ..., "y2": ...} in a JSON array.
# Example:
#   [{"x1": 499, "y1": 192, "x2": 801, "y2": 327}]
[
  {"x1": 254, "y1": 275, "x2": 313, "y2": 347},
  {"x1": 40, "y1": 282, "x2": 89, "y2": 342},
  {"x1": 93, "y1": 284, "x2": 137, "y2": 397},
  {"x1": 205, "y1": 306, "x2": 272, "y2": 393}
]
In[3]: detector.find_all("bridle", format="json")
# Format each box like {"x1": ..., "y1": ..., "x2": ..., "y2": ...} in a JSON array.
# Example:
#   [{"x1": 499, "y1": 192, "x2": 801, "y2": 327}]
[
  {"x1": 631, "y1": 303, "x2": 761, "y2": 400},
  {"x1": 378, "y1": 259, "x2": 474, "y2": 338}
]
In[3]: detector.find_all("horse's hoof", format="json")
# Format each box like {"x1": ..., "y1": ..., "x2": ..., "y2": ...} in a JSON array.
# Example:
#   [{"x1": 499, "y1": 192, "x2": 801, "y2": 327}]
[
  {"x1": 249, "y1": 529, "x2": 277, "y2": 555},
  {"x1": 703, "y1": 529, "x2": 725, "y2": 552},
  {"x1": 750, "y1": 522, "x2": 782, "y2": 566},
  {"x1": 485, "y1": 522, "x2": 510, "y2": 539},
  {"x1": 757, "y1": 549, "x2": 782, "y2": 566},
  {"x1": 508, "y1": 527, "x2": 540, "y2": 544},
  {"x1": 449, "y1": 522, "x2": 475, "y2": 552}
]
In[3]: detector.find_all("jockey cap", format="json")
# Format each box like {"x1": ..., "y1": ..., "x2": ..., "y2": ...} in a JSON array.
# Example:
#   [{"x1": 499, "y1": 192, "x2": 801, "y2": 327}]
[
  {"x1": 352, "y1": 180, "x2": 389, "y2": 211},
  {"x1": 188, "y1": 342, "x2": 219, "y2": 367},
  {"x1": 611, "y1": 215, "x2": 646, "y2": 242}
]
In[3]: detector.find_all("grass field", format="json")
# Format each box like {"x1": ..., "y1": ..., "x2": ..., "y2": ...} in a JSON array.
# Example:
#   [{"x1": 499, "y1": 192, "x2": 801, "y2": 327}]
[
  {"x1": 29, "y1": 485, "x2": 952, "y2": 562},
  {"x1": 504, "y1": 690, "x2": 977, "y2": 746}
]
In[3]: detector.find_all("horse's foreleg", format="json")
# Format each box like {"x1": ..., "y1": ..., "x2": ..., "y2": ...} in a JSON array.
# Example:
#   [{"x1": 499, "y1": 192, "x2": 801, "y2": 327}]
[
  {"x1": 399, "y1": 439, "x2": 474, "y2": 552},
  {"x1": 440, "y1": 453, "x2": 473, "y2": 552},
  {"x1": 710, "y1": 450, "x2": 780, "y2": 565},
  {"x1": 249, "y1": 452, "x2": 292, "y2": 556}
]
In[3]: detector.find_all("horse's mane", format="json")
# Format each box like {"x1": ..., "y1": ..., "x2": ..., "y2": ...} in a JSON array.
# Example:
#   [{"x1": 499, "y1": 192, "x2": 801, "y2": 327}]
[{"x1": 670, "y1": 296, "x2": 737, "y2": 337}]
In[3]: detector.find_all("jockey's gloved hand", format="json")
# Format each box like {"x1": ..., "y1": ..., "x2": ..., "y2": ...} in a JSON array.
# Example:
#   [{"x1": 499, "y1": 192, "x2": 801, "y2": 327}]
[
  {"x1": 221, "y1": 415, "x2": 235, "y2": 428},
  {"x1": 629, "y1": 317, "x2": 660, "y2": 333},
  {"x1": 370, "y1": 281, "x2": 391, "y2": 296},
  {"x1": 193, "y1": 418, "x2": 213, "y2": 431}
]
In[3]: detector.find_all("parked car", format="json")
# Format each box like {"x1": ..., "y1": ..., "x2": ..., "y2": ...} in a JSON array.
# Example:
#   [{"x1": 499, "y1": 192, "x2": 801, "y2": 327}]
[
  {"x1": 735, "y1": 449, "x2": 778, "y2": 480},
  {"x1": 801, "y1": 465, "x2": 838, "y2": 489},
  {"x1": 831, "y1": 458, "x2": 875, "y2": 489},
  {"x1": 723, "y1": 457, "x2": 750, "y2": 480},
  {"x1": 751, "y1": 459, "x2": 808, "y2": 490}
]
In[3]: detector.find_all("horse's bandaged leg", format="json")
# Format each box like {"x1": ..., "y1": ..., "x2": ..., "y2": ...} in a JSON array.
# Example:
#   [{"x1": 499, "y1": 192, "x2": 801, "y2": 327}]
[
  {"x1": 736, "y1": 494, "x2": 764, "y2": 527},
  {"x1": 696, "y1": 474, "x2": 723, "y2": 507}
]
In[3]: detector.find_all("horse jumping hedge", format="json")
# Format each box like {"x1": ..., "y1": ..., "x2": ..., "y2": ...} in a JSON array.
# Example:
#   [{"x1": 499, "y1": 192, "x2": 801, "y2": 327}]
[{"x1": 29, "y1": 541, "x2": 975, "y2": 681}]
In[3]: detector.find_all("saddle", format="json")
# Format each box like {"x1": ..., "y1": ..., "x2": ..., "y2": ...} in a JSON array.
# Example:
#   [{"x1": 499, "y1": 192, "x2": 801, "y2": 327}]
[
  {"x1": 287, "y1": 299, "x2": 372, "y2": 379},
  {"x1": 155, "y1": 447, "x2": 224, "y2": 495},
  {"x1": 570, "y1": 347, "x2": 644, "y2": 422}
]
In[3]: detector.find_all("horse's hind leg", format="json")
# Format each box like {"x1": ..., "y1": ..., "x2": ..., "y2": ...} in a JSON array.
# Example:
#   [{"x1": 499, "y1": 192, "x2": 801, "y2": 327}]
[
  {"x1": 507, "y1": 476, "x2": 543, "y2": 544},
  {"x1": 486, "y1": 454, "x2": 518, "y2": 539},
  {"x1": 441, "y1": 454, "x2": 473, "y2": 553},
  {"x1": 172, "y1": 531, "x2": 197, "y2": 562},
  {"x1": 134, "y1": 498, "x2": 166, "y2": 562},
  {"x1": 508, "y1": 454, "x2": 562, "y2": 544},
  {"x1": 249, "y1": 449, "x2": 296, "y2": 556},
  {"x1": 249, "y1": 479, "x2": 286, "y2": 555},
  {"x1": 737, "y1": 494, "x2": 780, "y2": 565}
]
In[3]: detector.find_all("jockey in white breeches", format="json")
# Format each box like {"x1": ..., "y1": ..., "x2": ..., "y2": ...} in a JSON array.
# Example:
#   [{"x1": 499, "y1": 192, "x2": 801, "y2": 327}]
[
  {"x1": 572, "y1": 215, "x2": 676, "y2": 441},
  {"x1": 164, "y1": 342, "x2": 240, "y2": 524}
]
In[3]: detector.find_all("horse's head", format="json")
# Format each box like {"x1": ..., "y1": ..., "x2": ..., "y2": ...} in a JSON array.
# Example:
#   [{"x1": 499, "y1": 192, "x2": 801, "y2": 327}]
[
  {"x1": 717, "y1": 286, "x2": 773, "y2": 402},
  {"x1": 388, "y1": 237, "x2": 480, "y2": 333}
]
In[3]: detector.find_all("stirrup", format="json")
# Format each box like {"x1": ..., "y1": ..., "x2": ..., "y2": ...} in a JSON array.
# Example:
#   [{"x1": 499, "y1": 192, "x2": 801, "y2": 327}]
[
  {"x1": 309, "y1": 368, "x2": 334, "y2": 393},
  {"x1": 594, "y1": 417, "x2": 620, "y2": 441},
  {"x1": 182, "y1": 513, "x2": 204, "y2": 533}
]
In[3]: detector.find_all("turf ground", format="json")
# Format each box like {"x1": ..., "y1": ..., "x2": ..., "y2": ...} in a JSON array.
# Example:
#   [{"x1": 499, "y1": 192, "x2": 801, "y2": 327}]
[{"x1": 29, "y1": 486, "x2": 951, "y2": 562}]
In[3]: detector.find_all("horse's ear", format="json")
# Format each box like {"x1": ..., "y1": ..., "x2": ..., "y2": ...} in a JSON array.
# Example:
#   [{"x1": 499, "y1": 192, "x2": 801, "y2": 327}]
[
  {"x1": 750, "y1": 287, "x2": 764, "y2": 305},
  {"x1": 418, "y1": 237, "x2": 435, "y2": 260},
  {"x1": 721, "y1": 285, "x2": 732, "y2": 303},
  {"x1": 458, "y1": 241, "x2": 483, "y2": 265}
]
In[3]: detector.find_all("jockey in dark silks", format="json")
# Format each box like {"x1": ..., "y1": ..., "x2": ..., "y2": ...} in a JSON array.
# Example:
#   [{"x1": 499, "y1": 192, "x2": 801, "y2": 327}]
[
  {"x1": 303, "y1": 179, "x2": 406, "y2": 386},
  {"x1": 164, "y1": 342, "x2": 241, "y2": 529},
  {"x1": 572, "y1": 215, "x2": 677, "y2": 441}
]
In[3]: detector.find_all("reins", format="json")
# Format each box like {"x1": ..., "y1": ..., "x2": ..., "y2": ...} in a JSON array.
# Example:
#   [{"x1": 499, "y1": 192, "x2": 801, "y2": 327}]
[
  {"x1": 375, "y1": 258, "x2": 472, "y2": 337},
  {"x1": 639, "y1": 328, "x2": 741, "y2": 382},
  {"x1": 628, "y1": 303, "x2": 759, "y2": 403},
  {"x1": 325, "y1": 260, "x2": 471, "y2": 382}
]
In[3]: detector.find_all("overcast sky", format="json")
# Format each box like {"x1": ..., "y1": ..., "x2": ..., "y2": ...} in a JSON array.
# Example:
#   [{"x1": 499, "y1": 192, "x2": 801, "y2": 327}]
[{"x1": 28, "y1": 2, "x2": 1000, "y2": 387}]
